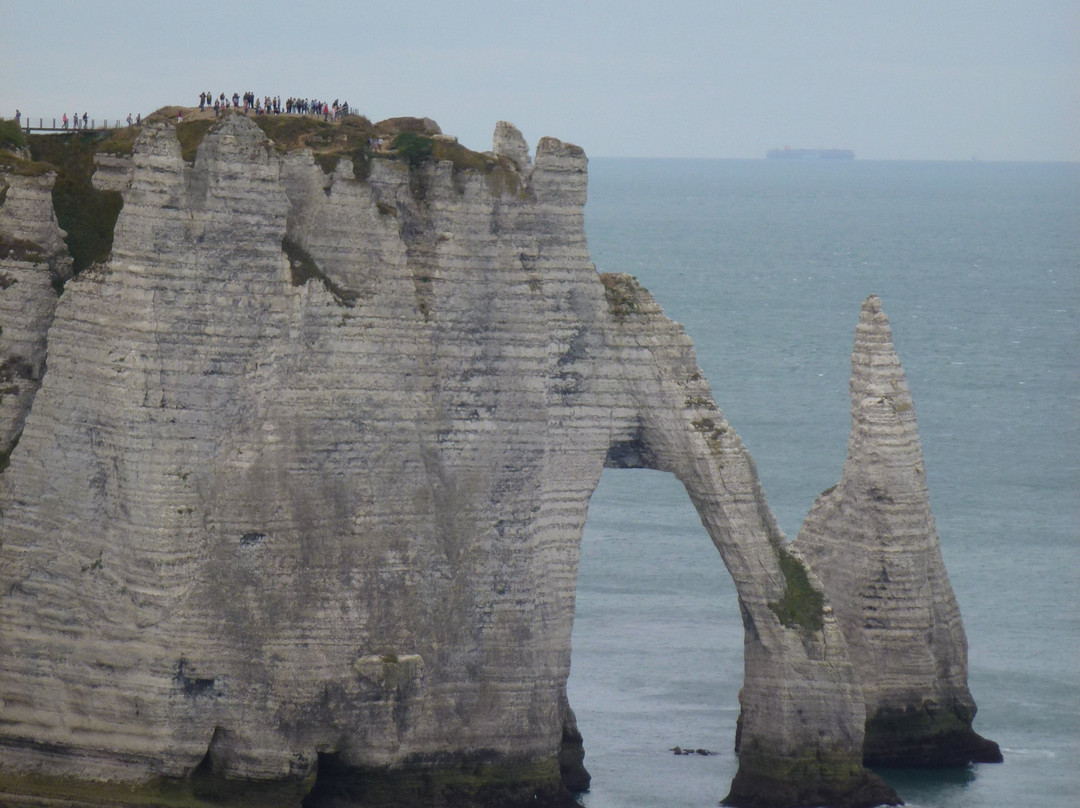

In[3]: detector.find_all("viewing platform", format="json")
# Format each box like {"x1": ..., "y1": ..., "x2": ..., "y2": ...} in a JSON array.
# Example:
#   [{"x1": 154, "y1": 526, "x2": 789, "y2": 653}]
[{"x1": 18, "y1": 117, "x2": 129, "y2": 133}]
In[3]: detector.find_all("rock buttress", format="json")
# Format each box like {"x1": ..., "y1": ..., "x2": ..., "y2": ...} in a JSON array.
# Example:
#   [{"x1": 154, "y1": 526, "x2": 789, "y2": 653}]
[
  {"x1": 0, "y1": 116, "x2": 898, "y2": 807},
  {"x1": 794, "y1": 294, "x2": 1001, "y2": 767},
  {"x1": 0, "y1": 167, "x2": 73, "y2": 468}
]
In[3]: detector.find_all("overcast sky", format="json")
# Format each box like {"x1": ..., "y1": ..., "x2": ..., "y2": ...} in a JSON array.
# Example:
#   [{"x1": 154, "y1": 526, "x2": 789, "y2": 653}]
[{"x1": 2, "y1": 1, "x2": 1077, "y2": 161}]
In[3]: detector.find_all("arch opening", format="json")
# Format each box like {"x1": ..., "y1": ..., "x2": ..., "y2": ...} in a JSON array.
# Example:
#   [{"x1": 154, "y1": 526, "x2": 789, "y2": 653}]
[{"x1": 567, "y1": 468, "x2": 741, "y2": 806}]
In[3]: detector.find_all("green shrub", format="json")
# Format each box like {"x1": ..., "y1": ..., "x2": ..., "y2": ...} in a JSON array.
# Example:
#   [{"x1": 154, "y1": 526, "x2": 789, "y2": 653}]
[
  {"x1": 0, "y1": 119, "x2": 27, "y2": 151},
  {"x1": 768, "y1": 548, "x2": 825, "y2": 633},
  {"x1": 392, "y1": 132, "x2": 434, "y2": 167}
]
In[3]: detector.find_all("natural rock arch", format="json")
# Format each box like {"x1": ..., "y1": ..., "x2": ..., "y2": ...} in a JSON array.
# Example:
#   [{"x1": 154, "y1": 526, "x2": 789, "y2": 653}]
[
  {"x1": 0, "y1": 115, "x2": 994, "y2": 808},
  {"x1": 588, "y1": 276, "x2": 893, "y2": 806}
]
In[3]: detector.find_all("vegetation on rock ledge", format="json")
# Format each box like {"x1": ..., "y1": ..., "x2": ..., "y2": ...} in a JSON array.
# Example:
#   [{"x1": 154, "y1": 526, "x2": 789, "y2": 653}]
[
  {"x1": 600, "y1": 273, "x2": 644, "y2": 316},
  {"x1": 0, "y1": 120, "x2": 28, "y2": 152},
  {"x1": 768, "y1": 548, "x2": 826, "y2": 633},
  {"x1": 254, "y1": 113, "x2": 376, "y2": 180}
]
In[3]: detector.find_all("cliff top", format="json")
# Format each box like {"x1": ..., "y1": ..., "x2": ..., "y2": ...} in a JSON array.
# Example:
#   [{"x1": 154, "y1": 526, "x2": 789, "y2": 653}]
[
  {"x1": 3, "y1": 107, "x2": 542, "y2": 277},
  {"x1": 3, "y1": 105, "x2": 524, "y2": 181}
]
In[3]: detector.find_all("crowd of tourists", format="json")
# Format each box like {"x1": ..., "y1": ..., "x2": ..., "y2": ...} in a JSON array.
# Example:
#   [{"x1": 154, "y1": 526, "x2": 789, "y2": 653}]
[
  {"x1": 11, "y1": 89, "x2": 352, "y2": 134},
  {"x1": 199, "y1": 91, "x2": 351, "y2": 121}
]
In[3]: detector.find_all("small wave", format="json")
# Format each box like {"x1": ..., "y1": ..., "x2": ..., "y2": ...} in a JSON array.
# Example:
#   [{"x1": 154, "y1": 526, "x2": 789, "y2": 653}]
[{"x1": 1000, "y1": 747, "x2": 1056, "y2": 758}]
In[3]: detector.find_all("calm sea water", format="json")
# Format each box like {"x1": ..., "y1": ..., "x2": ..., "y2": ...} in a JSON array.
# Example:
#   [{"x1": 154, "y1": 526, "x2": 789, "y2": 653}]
[{"x1": 567, "y1": 159, "x2": 1080, "y2": 807}]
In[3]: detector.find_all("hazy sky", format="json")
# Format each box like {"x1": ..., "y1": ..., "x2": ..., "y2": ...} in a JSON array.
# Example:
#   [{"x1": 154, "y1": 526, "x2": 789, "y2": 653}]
[{"x1": 2, "y1": 1, "x2": 1077, "y2": 161}]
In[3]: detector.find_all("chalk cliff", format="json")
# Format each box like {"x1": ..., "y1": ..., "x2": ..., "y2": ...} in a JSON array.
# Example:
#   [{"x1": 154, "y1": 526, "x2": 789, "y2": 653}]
[
  {"x1": 0, "y1": 167, "x2": 72, "y2": 467},
  {"x1": 0, "y1": 113, "x2": 989, "y2": 807},
  {"x1": 794, "y1": 295, "x2": 1002, "y2": 767}
]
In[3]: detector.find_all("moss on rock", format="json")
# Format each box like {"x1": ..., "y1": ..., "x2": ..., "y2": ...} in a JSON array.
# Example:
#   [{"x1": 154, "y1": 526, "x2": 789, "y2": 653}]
[
  {"x1": 724, "y1": 743, "x2": 899, "y2": 808},
  {"x1": 303, "y1": 752, "x2": 578, "y2": 808},
  {"x1": 767, "y1": 548, "x2": 825, "y2": 633},
  {"x1": 599, "y1": 272, "x2": 644, "y2": 316},
  {"x1": 0, "y1": 770, "x2": 309, "y2": 808},
  {"x1": 864, "y1": 703, "x2": 1002, "y2": 767}
]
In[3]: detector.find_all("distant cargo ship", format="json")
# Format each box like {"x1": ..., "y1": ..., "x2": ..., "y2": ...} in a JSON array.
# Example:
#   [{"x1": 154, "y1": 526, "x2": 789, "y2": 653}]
[{"x1": 767, "y1": 147, "x2": 855, "y2": 160}]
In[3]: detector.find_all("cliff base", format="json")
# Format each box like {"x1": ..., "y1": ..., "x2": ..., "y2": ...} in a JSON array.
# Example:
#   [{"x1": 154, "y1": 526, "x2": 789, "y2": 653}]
[
  {"x1": 302, "y1": 752, "x2": 580, "y2": 808},
  {"x1": 723, "y1": 747, "x2": 900, "y2": 808},
  {"x1": 864, "y1": 707, "x2": 1003, "y2": 767},
  {"x1": 0, "y1": 753, "x2": 580, "y2": 808}
]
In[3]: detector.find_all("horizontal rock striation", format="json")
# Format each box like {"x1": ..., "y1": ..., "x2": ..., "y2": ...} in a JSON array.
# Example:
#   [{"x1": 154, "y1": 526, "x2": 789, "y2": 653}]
[
  {"x1": 0, "y1": 114, "x2": 987, "y2": 807},
  {"x1": 794, "y1": 295, "x2": 1001, "y2": 767},
  {"x1": 0, "y1": 168, "x2": 72, "y2": 468}
]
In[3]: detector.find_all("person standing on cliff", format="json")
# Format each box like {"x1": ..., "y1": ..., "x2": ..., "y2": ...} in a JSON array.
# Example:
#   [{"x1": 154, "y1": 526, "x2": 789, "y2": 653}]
[
  {"x1": 199, "y1": 92, "x2": 206, "y2": 112},
  {"x1": 14, "y1": 109, "x2": 20, "y2": 127}
]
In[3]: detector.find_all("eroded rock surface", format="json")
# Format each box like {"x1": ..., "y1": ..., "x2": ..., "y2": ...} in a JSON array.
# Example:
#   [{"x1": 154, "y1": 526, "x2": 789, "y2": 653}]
[
  {"x1": 0, "y1": 115, "x2": 984, "y2": 808},
  {"x1": 0, "y1": 168, "x2": 72, "y2": 466},
  {"x1": 794, "y1": 295, "x2": 1001, "y2": 767}
]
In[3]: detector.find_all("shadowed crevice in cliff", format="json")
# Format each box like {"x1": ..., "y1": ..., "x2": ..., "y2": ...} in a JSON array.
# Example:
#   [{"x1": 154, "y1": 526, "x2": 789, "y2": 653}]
[
  {"x1": 26, "y1": 133, "x2": 123, "y2": 288},
  {"x1": 283, "y1": 236, "x2": 359, "y2": 306}
]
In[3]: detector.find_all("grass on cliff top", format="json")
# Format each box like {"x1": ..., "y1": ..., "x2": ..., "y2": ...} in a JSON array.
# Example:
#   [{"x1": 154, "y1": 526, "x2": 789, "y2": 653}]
[
  {"x1": 1, "y1": 119, "x2": 54, "y2": 176},
  {"x1": 70, "y1": 107, "x2": 507, "y2": 186},
  {"x1": 391, "y1": 132, "x2": 525, "y2": 197},
  {"x1": 254, "y1": 113, "x2": 376, "y2": 179},
  {"x1": 96, "y1": 125, "x2": 141, "y2": 156},
  {"x1": 0, "y1": 119, "x2": 27, "y2": 151},
  {"x1": 0, "y1": 149, "x2": 54, "y2": 177}
]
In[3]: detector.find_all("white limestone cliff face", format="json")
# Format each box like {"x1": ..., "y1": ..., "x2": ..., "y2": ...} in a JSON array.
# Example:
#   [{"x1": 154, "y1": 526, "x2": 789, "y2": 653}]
[
  {"x1": 794, "y1": 295, "x2": 1001, "y2": 766},
  {"x1": 0, "y1": 116, "x2": 907, "y2": 808},
  {"x1": 0, "y1": 168, "x2": 72, "y2": 464}
]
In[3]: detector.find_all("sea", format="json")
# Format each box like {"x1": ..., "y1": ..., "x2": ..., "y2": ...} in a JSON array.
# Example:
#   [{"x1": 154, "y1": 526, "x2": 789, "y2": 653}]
[{"x1": 566, "y1": 158, "x2": 1080, "y2": 808}]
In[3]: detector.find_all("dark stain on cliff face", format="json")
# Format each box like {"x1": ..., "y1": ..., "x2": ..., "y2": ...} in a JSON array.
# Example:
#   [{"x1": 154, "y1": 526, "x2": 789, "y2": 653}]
[
  {"x1": 26, "y1": 133, "x2": 123, "y2": 285},
  {"x1": 175, "y1": 658, "x2": 216, "y2": 697}
]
